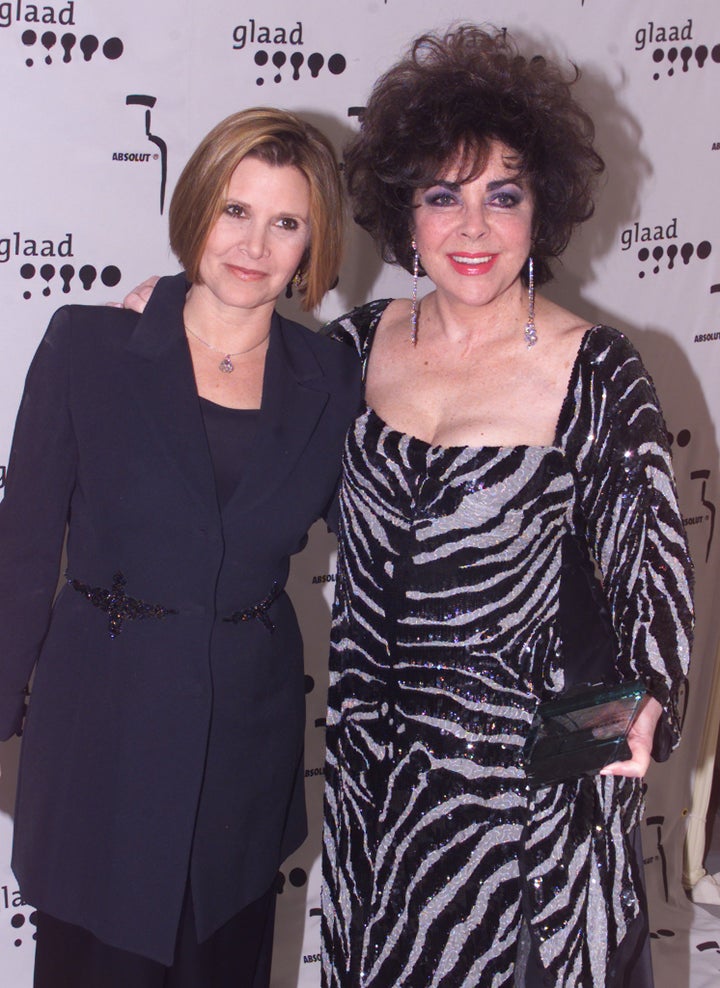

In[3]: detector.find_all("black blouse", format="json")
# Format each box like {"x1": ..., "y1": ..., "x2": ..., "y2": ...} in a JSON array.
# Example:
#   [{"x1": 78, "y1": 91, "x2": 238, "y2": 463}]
[{"x1": 199, "y1": 397, "x2": 260, "y2": 509}]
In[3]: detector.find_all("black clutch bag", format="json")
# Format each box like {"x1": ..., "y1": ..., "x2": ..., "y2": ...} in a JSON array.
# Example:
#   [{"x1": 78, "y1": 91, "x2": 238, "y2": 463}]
[{"x1": 524, "y1": 681, "x2": 647, "y2": 786}]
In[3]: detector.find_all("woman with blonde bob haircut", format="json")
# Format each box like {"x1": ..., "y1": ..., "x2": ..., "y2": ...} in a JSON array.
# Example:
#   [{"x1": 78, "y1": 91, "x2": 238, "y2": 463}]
[
  {"x1": 170, "y1": 107, "x2": 344, "y2": 310},
  {"x1": 0, "y1": 107, "x2": 360, "y2": 988}
]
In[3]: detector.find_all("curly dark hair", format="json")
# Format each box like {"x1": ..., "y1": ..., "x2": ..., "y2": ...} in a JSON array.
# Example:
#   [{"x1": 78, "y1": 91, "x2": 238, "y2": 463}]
[{"x1": 344, "y1": 25, "x2": 605, "y2": 286}]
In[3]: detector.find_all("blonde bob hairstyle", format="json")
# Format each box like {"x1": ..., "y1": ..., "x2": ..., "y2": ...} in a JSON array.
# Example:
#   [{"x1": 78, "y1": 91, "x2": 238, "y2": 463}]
[{"x1": 169, "y1": 108, "x2": 344, "y2": 311}]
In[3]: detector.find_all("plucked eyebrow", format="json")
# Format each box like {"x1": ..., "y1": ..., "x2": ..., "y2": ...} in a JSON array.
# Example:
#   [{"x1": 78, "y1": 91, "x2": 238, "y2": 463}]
[
  {"x1": 224, "y1": 198, "x2": 309, "y2": 222},
  {"x1": 486, "y1": 176, "x2": 524, "y2": 190},
  {"x1": 427, "y1": 179, "x2": 461, "y2": 192},
  {"x1": 426, "y1": 175, "x2": 525, "y2": 192}
]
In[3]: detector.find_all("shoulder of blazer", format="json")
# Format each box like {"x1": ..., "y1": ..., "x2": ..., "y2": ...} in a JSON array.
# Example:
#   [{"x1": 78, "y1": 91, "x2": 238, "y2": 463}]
[
  {"x1": 42, "y1": 301, "x2": 141, "y2": 356},
  {"x1": 45, "y1": 273, "x2": 188, "y2": 361},
  {"x1": 26, "y1": 305, "x2": 139, "y2": 390},
  {"x1": 275, "y1": 311, "x2": 362, "y2": 394}
]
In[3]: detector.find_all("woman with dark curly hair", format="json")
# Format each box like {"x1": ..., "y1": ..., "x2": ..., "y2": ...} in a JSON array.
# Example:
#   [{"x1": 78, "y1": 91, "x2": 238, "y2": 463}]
[
  {"x1": 321, "y1": 25, "x2": 692, "y2": 988},
  {"x1": 120, "y1": 26, "x2": 692, "y2": 986}
]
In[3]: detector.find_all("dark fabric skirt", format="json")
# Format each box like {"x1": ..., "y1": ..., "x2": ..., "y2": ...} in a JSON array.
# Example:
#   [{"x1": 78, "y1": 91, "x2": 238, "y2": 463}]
[
  {"x1": 33, "y1": 882, "x2": 276, "y2": 988},
  {"x1": 520, "y1": 826, "x2": 654, "y2": 988}
]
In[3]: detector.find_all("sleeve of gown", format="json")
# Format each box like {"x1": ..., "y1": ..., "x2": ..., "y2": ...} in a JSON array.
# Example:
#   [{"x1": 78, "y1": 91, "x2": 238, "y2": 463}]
[
  {"x1": 565, "y1": 327, "x2": 694, "y2": 761},
  {"x1": 0, "y1": 307, "x2": 77, "y2": 740},
  {"x1": 322, "y1": 299, "x2": 393, "y2": 364}
]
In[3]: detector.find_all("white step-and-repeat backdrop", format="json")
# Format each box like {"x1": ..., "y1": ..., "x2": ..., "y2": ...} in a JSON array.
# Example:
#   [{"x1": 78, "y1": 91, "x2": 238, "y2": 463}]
[{"x1": 1, "y1": 1, "x2": 719, "y2": 985}]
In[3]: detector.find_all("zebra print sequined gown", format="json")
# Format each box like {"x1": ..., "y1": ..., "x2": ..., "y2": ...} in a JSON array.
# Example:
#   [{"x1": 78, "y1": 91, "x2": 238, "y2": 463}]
[{"x1": 321, "y1": 301, "x2": 693, "y2": 988}]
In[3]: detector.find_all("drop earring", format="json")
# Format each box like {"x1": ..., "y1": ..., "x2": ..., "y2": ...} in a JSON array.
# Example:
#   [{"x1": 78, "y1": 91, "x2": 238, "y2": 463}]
[
  {"x1": 286, "y1": 269, "x2": 303, "y2": 300},
  {"x1": 410, "y1": 239, "x2": 420, "y2": 346},
  {"x1": 524, "y1": 256, "x2": 537, "y2": 348}
]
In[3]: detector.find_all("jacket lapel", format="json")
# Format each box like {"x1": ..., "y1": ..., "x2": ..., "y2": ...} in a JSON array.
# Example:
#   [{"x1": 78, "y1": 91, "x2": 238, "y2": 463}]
[
  {"x1": 124, "y1": 275, "x2": 219, "y2": 518},
  {"x1": 124, "y1": 275, "x2": 330, "y2": 520},
  {"x1": 227, "y1": 311, "x2": 330, "y2": 514}
]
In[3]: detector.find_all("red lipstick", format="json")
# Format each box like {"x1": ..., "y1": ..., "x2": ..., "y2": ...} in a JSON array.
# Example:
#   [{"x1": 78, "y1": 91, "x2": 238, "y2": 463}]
[{"x1": 447, "y1": 252, "x2": 498, "y2": 276}]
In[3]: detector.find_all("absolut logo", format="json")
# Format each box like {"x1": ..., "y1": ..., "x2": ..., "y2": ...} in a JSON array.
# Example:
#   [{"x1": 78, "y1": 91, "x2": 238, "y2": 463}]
[
  {"x1": 668, "y1": 427, "x2": 716, "y2": 563},
  {"x1": 125, "y1": 94, "x2": 168, "y2": 215},
  {"x1": 111, "y1": 151, "x2": 158, "y2": 163}
]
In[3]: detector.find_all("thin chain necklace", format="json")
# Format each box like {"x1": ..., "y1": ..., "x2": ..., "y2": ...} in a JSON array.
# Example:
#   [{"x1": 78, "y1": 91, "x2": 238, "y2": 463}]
[{"x1": 184, "y1": 323, "x2": 270, "y2": 374}]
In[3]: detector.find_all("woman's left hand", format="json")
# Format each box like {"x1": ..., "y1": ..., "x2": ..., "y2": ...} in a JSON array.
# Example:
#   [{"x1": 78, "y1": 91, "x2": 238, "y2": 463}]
[{"x1": 599, "y1": 695, "x2": 663, "y2": 779}]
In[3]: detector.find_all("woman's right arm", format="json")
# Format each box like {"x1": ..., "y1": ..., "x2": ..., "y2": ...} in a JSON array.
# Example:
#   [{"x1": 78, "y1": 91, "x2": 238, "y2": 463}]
[{"x1": 0, "y1": 309, "x2": 78, "y2": 739}]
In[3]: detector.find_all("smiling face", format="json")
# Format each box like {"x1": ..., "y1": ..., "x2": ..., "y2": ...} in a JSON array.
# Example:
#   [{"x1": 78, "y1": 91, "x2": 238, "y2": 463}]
[
  {"x1": 412, "y1": 141, "x2": 534, "y2": 313},
  {"x1": 195, "y1": 155, "x2": 311, "y2": 319}
]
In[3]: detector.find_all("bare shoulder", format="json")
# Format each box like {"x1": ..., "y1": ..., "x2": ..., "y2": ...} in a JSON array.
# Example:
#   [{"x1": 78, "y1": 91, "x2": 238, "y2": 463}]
[
  {"x1": 373, "y1": 298, "x2": 413, "y2": 340},
  {"x1": 536, "y1": 296, "x2": 593, "y2": 366}
]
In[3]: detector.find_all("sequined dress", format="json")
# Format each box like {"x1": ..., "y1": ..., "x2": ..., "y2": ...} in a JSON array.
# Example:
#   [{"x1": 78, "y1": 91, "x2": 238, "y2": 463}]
[{"x1": 321, "y1": 301, "x2": 693, "y2": 988}]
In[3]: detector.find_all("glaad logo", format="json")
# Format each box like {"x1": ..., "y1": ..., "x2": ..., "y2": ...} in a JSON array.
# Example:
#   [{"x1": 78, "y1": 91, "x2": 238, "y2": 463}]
[
  {"x1": 619, "y1": 218, "x2": 712, "y2": 279},
  {"x1": 274, "y1": 864, "x2": 310, "y2": 924},
  {"x1": 1, "y1": 883, "x2": 36, "y2": 948},
  {"x1": 0, "y1": 0, "x2": 124, "y2": 67},
  {"x1": 633, "y1": 18, "x2": 720, "y2": 80},
  {"x1": 124, "y1": 95, "x2": 168, "y2": 214},
  {"x1": 0, "y1": 231, "x2": 121, "y2": 299},
  {"x1": 21, "y1": 29, "x2": 123, "y2": 66},
  {"x1": 19, "y1": 261, "x2": 121, "y2": 298},
  {"x1": 232, "y1": 18, "x2": 346, "y2": 86}
]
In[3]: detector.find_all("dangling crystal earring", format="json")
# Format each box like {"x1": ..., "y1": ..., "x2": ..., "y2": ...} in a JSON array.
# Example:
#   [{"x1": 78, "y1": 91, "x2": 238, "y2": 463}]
[
  {"x1": 524, "y1": 256, "x2": 537, "y2": 348},
  {"x1": 410, "y1": 239, "x2": 420, "y2": 346}
]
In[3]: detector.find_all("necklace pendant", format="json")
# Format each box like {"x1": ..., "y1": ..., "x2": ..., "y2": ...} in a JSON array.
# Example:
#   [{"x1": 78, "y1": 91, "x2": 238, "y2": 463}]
[{"x1": 219, "y1": 356, "x2": 234, "y2": 373}]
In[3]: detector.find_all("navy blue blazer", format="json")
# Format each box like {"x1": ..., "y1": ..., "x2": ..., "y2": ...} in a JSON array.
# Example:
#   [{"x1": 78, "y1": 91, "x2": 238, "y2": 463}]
[{"x1": 0, "y1": 273, "x2": 361, "y2": 963}]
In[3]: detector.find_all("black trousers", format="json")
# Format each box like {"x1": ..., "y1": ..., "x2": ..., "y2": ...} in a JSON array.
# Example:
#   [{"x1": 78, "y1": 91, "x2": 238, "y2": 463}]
[{"x1": 33, "y1": 884, "x2": 276, "y2": 988}]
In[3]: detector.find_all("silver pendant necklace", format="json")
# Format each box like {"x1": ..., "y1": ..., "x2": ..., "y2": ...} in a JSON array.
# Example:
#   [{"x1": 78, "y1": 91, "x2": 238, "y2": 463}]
[{"x1": 184, "y1": 324, "x2": 269, "y2": 373}]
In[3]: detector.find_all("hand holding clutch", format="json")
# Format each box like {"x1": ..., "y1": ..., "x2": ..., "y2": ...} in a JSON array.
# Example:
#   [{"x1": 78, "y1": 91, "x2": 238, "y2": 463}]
[
  {"x1": 599, "y1": 693, "x2": 663, "y2": 779},
  {"x1": 524, "y1": 681, "x2": 648, "y2": 786}
]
